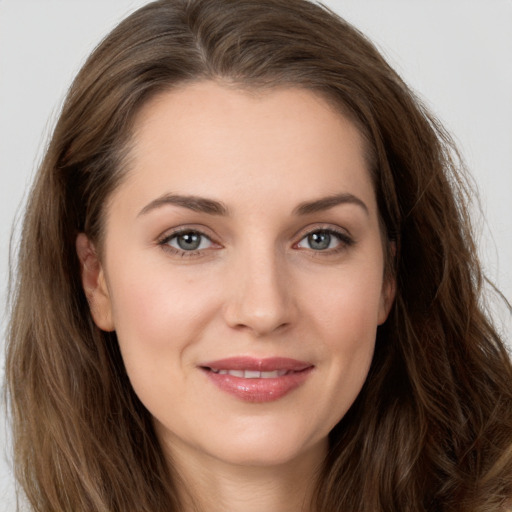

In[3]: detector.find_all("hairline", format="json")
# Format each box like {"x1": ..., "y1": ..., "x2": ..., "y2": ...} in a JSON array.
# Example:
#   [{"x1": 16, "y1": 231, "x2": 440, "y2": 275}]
[{"x1": 93, "y1": 78, "x2": 381, "y2": 256}]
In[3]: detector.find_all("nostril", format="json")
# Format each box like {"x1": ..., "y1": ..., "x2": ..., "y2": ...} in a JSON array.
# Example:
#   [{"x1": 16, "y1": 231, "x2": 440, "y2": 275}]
[{"x1": 221, "y1": 265, "x2": 297, "y2": 335}]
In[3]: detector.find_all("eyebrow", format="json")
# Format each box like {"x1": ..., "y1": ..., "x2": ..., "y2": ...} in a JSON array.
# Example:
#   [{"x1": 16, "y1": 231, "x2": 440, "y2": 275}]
[
  {"x1": 293, "y1": 193, "x2": 369, "y2": 216},
  {"x1": 137, "y1": 192, "x2": 369, "y2": 218},
  {"x1": 138, "y1": 193, "x2": 230, "y2": 217}
]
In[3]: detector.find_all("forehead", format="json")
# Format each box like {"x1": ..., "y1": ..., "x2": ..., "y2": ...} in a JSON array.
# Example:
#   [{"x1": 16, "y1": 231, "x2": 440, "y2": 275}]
[{"x1": 111, "y1": 81, "x2": 377, "y2": 219}]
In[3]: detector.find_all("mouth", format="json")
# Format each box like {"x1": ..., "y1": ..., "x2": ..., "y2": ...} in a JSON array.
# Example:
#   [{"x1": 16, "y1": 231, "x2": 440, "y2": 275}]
[
  {"x1": 207, "y1": 368, "x2": 290, "y2": 378},
  {"x1": 199, "y1": 357, "x2": 314, "y2": 402}
]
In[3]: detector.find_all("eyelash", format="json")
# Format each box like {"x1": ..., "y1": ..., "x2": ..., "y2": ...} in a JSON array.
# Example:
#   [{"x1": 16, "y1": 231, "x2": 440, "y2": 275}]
[
  {"x1": 157, "y1": 228, "x2": 217, "y2": 258},
  {"x1": 157, "y1": 226, "x2": 354, "y2": 258},
  {"x1": 294, "y1": 227, "x2": 354, "y2": 256}
]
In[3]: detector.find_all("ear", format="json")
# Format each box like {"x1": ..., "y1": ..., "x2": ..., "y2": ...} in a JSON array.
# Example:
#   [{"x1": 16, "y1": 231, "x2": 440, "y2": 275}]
[
  {"x1": 378, "y1": 274, "x2": 396, "y2": 325},
  {"x1": 377, "y1": 241, "x2": 396, "y2": 325},
  {"x1": 76, "y1": 233, "x2": 115, "y2": 332}
]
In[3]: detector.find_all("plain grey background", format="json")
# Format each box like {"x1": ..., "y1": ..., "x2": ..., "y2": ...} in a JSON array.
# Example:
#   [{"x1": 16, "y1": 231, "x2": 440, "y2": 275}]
[{"x1": 1, "y1": 1, "x2": 511, "y2": 509}]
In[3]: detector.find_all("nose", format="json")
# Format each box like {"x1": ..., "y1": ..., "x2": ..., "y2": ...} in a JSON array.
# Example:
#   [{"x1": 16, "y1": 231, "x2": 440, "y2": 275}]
[{"x1": 222, "y1": 245, "x2": 297, "y2": 337}]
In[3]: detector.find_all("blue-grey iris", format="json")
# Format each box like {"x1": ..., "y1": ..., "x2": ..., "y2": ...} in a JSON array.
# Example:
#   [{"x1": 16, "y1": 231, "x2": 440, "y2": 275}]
[
  {"x1": 177, "y1": 232, "x2": 202, "y2": 250},
  {"x1": 308, "y1": 231, "x2": 331, "y2": 250}
]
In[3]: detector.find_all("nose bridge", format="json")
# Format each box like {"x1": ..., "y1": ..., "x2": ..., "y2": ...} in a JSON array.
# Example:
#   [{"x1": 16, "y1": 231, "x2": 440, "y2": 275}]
[{"x1": 223, "y1": 235, "x2": 295, "y2": 336}]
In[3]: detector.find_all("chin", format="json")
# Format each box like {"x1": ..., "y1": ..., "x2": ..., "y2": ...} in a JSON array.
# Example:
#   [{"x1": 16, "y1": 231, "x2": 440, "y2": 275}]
[{"x1": 198, "y1": 420, "x2": 329, "y2": 469}]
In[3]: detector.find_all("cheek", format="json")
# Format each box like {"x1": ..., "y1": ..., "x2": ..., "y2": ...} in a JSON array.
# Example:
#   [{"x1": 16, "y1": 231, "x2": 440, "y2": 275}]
[
  {"x1": 106, "y1": 260, "x2": 222, "y2": 370},
  {"x1": 302, "y1": 263, "x2": 383, "y2": 390},
  {"x1": 321, "y1": 287, "x2": 379, "y2": 379},
  {"x1": 307, "y1": 263, "x2": 384, "y2": 342}
]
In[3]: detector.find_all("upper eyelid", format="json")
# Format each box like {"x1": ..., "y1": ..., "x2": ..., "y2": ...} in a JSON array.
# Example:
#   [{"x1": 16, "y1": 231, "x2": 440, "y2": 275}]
[
  {"x1": 294, "y1": 228, "x2": 354, "y2": 250},
  {"x1": 293, "y1": 223, "x2": 353, "y2": 241},
  {"x1": 164, "y1": 230, "x2": 213, "y2": 243},
  {"x1": 157, "y1": 225, "x2": 217, "y2": 243}
]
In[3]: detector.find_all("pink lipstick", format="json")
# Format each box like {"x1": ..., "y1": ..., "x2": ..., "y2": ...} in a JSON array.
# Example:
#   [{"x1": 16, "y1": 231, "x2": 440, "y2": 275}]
[{"x1": 199, "y1": 357, "x2": 314, "y2": 403}]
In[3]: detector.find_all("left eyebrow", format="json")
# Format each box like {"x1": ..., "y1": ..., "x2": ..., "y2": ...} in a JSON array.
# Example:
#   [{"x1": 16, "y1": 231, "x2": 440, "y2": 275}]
[{"x1": 293, "y1": 193, "x2": 369, "y2": 216}]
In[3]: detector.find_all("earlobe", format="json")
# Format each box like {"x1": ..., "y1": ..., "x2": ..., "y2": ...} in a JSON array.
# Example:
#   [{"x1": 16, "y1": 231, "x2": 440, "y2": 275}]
[{"x1": 76, "y1": 233, "x2": 115, "y2": 332}]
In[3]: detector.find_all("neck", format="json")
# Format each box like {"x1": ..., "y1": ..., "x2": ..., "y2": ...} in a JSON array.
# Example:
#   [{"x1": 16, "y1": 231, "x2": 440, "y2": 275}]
[{"x1": 166, "y1": 440, "x2": 326, "y2": 512}]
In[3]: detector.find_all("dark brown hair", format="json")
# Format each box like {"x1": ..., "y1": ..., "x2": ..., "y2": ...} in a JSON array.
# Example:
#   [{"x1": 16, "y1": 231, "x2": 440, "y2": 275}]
[{"x1": 6, "y1": 0, "x2": 512, "y2": 510}]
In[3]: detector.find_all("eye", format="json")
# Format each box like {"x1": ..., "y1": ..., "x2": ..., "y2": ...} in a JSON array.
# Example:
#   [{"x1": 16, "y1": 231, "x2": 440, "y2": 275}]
[
  {"x1": 161, "y1": 230, "x2": 214, "y2": 253},
  {"x1": 296, "y1": 229, "x2": 352, "y2": 252}
]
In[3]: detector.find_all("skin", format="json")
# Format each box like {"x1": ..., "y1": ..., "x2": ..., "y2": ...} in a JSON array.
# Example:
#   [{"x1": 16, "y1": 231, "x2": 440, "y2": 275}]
[{"x1": 77, "y1": 81, "x2": 395, "y2": 512}]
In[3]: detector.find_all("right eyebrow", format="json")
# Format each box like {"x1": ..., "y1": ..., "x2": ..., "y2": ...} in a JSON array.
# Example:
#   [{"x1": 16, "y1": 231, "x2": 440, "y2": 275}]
[{"x1": 137, "y1": 193, "x2": 230, "y2": 217}]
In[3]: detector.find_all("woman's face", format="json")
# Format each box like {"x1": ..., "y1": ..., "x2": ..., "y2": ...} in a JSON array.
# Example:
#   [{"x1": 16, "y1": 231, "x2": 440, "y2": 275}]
[{"x1": 79, "y1": 82, "x2": 394, "y2": 469}]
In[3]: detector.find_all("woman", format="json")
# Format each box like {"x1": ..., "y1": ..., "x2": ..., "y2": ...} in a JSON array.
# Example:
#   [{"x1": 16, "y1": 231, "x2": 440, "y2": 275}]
[{"x1": 6, "y1": 0, "x2": 512, "y2": 510}]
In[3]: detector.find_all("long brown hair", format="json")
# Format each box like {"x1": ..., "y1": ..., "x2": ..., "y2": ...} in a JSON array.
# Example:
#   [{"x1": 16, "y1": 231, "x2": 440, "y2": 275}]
[{"x1": 6, "y1": 0, "x2": 512, "y2": 510}]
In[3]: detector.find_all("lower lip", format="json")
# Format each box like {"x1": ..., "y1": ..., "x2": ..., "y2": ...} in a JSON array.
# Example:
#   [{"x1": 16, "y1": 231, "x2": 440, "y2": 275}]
[{"x1": 201, "y1": 367, "x2": 314, "y2": 403}]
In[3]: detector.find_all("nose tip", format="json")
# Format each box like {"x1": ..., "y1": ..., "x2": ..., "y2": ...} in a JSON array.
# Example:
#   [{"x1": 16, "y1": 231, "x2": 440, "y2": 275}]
[
  {"x1": 222, "y1": 256, "x2": 296, "y2": 337},
  {"x1": 226, "y1": 298, "x2": 290, "y2": 336}
]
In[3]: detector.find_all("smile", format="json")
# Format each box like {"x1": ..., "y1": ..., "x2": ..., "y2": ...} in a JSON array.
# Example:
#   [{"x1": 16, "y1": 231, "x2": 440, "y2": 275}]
[
  {"x1": 200, "y1": 357, "x2": 314, "y2": 402},
  {"x1": 208, "y1": 369, "x2": 289, "y2": 378}
]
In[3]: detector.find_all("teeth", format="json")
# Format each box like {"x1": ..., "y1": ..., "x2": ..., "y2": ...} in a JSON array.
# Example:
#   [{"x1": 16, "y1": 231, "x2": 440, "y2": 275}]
[
  {"x1": 210, "y1": 369, "x2": 289, "y2": 378},
  {"x1": 262, "y1": 370, "x2": 288, "y2": 378}
]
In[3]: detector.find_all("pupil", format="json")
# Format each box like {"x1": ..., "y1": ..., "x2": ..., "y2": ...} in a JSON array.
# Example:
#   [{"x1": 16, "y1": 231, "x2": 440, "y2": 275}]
[
  {"x1": 309, "y1": 231, "x2": 330, "y2": 250},
  {"x1": 178, "y1": 232, "x2": 201, "y2": 250}
]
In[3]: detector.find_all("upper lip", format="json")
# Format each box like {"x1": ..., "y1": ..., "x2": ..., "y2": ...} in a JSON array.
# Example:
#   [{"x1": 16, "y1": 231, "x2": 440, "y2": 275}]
[{"x1": 200, "y1": 357, "x2": 313, "y2": 372}]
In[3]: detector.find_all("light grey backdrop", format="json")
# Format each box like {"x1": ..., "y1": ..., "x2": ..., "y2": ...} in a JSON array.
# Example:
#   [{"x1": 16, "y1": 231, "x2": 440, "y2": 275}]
[{"x1": 1, "y1": 1, "x2": 511, "y2": 509}]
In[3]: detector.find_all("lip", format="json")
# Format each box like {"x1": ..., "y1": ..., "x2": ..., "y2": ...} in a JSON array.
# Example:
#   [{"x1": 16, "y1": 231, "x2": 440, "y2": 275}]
[{"x1": 199, "y1": 357, "x2": 314, "y2": 403}]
